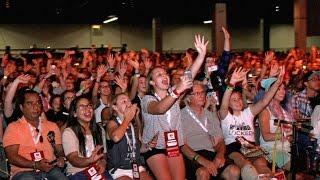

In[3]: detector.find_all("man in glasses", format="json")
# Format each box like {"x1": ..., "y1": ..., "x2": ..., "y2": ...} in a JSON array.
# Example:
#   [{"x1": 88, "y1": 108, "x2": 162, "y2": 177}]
[
  {"x1": 181, "y1": 82, "x2": 240, "y2": 180},
  {"x1": 3, "y1": 89, "x2": 68, "y2": 180}
]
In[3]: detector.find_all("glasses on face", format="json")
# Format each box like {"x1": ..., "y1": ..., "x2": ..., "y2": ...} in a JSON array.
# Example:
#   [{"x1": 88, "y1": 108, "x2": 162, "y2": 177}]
[
  {"x1": 78, "y1": 104, "x2": 93, "y2": 110},
  {"x1": 190, "y1": 91, "x2": 206, "y2": 96}
]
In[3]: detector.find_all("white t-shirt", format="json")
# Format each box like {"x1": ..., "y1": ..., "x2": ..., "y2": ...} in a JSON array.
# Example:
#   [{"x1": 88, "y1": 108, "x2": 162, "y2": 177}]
[
  {"x1": 221, "y1": 107, "x2": 255, "y2": 145},
  {"x1": 94, "y1": 99, "x2": 107, "y2": 123},
  {"x1": 62, "y1": 128, "x2": 95, "y2": 175}
]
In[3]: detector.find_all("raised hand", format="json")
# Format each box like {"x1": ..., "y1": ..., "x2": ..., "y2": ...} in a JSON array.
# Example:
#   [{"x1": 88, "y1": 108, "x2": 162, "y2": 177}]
[
  {"x1": 143, "y1": 57, "x2": 152, "y2": 70},
  {"x1": 97, "y1": 65, "x2": 107, "y2": 78},
  {"x1": 118, "y1": 61, "x2": 127, "y2": 77},
  {"x1": 264, "y1": 51, "x2": 274, "y2": 65},
  {"x1": 114, "y1": 75, "x2": 128, "y2": 92},
  {"x1": 16, "y1": 74, "x2": 31, "y2": 84},
  {"x1": 176, "y1": 75, "x2": 193, "y2": 94},
  {"x1": 222, "y1": 26, "x2": 230, "y2": 39},
  {"x1": 229, "y1": 68, "x2": 248, "y2": 85},
  {"x1": 194, "y1": 35, "x2": 209, "y2": 56},
  {"x1": 127, "y1": 59, "x2": 139, "y2": 70}
]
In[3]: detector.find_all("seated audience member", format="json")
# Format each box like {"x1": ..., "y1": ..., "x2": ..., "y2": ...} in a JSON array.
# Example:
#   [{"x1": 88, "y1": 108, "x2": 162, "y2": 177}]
[
  {"x1": 219, "y1": 67, "x2": 285, "y2": 179},
  {"x1": 3, "y1": 75, "x2": 29, "y2": 125},
  {"x1": 62, "y1": 96, "x2": 112, "y2": 180},
  {"x1": 141, "y1": 35, "x2": 208, "y2": 180},
  {"x1": 288, "y1": 71, "x2": 320, "y2": 120},
  {"x1": 3, "y1": 89, "x2": 67, "y2": 180},
  {"x1": 46, "y1": 94, "x2": 67, "y2": 131},
  {"x1": 181, "y1": 82, "x2": 240, "y2": 180},
  {"x1": 107, "y1": 93, "x2": 152, "y2": 180},
  {"x1": 61, "y1": 90, "x2": 76, "y2": 116},
  {"x1": 258, "y1": 78, "x2": 292, "y2": 169}
]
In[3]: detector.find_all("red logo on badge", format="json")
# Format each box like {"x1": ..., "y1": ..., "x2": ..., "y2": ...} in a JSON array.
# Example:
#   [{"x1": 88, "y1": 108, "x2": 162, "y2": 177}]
[{"x1": 164, "y1": 130, "x2": 180, "y2": 158}]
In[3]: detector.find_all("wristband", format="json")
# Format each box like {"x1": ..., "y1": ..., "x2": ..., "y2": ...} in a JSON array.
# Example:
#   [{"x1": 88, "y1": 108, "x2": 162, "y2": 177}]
[
  {"x1": 193, "y1": 154, "x2": 200, "y2": 162},
  {"x1": 226, "y1": 86, "x2": 234, "y2": 91},
  {"x1": 169, "y1": 90, "x2": 179, "y2": 99},
  {"x1": 173, "y1": 89, "x2": 180, "y2": 97}
]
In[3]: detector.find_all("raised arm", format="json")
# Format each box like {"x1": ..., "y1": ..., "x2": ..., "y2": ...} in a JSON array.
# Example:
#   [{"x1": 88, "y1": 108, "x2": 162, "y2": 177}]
[
  {"x1": 92, "y1": 65, "x2": 107, "y2": 106},
  {"x1": 147, "y1": 76, "x2": 192, "y2": 115},
  {"x1": 107, "y1": 104, "x2": 137, "y2": 143},
  {"x1": 4, "y1": 75, "x2": 30, "y2": 118},
  {"x1": 250, "y1": 66, "x2": 285, "y2": 116},
  {"x1": 127, "y1": 59, "x2": 140, "y2": 100},
  {"x1": 190, "y1": 35, "x2": 208, "y2": 79},
  {"x1": 219, "y1": 68, "x2": 248, "y2": 120}
]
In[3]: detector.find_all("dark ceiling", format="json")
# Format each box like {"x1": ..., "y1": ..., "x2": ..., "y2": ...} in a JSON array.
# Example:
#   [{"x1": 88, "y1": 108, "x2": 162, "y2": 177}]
[{"x1": 0, "y1": 0, "x2": 293, "y2": 25}]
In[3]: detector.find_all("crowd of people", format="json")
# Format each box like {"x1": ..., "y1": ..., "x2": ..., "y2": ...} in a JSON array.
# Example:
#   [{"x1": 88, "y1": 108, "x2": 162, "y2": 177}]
[{"x1": 0, "y1": 27, "x2": 319, "y2": 180}]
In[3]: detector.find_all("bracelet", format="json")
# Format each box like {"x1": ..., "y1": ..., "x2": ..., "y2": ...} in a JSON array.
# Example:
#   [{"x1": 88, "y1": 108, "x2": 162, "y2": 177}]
[
  {"x1": 193, "y1": 154, "x2": 200, "y2": 162},
  {"x1": 226, "y1": 86, "x2": 234, "y2": 91}
]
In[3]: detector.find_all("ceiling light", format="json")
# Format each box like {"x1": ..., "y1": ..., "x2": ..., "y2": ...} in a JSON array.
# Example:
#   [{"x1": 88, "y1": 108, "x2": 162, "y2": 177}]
[
  {"x1": 203, "y1": 20, "x2": 212, "y2": 24},
  {"x1": 103, "y1": 16, "x2": 118, "y2": 24},
  {"x1": 92, "y1": 25, "x2": 101, "y2": 29}
]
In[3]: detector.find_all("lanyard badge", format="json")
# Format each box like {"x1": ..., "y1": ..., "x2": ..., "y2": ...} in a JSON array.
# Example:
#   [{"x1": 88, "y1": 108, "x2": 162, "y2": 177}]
[
  {"x1": 164, "y1": 130, "x2": 180, "y2": 157},
  {"x1": 132, "y1": 160, "x2": 140, "y2": 179},
  {"x1": 30, "y1": 151, "x2": 44, "y2": 162},
  {"x1": 84, "y1": 164, "x2": 105, "y2": 180}
]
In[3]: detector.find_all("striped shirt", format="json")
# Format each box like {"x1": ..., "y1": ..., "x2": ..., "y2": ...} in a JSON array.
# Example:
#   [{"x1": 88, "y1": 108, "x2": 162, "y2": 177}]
[{"x1": 141, "y1": 95, "x2": 184, "y2": 149}]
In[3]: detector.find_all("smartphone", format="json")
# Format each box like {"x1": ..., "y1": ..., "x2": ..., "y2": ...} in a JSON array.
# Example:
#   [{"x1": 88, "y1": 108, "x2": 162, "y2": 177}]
[
  {"x1": 207, "y1": 91, "x2": 219, "y2": 105},
  {"x1": 184, "y1": 70, "x2": 192, "y2": 80}
]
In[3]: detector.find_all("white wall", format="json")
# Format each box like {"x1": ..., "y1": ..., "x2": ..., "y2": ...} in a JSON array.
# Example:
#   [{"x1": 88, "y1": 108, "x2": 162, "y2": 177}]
[
  {"x1": 0, "y1": 23, "x2": 319, "y2": 52},
  {"x1": 163, "y1": 24, "x2": 212, "y2": 51},
  {"x1": 270, "y1": 24, "x2": 294, "y2": 50}
]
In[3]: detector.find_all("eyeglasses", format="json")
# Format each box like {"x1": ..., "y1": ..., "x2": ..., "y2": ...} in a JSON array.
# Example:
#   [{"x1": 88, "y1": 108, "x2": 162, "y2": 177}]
[
  {"x1": 190, "y1": 91, "x2": 206, "y2": 96},
  {"x1": 78, "y1": 104, "x2": 93, "y2": 110}
]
